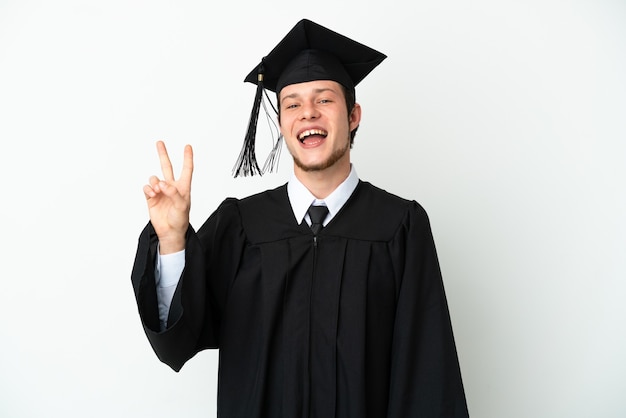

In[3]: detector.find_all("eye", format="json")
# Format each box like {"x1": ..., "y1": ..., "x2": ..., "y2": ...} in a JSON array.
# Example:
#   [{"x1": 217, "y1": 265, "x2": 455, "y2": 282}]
[
  {"x1": 319, "y1": 98, "x2": 331, "y2": 104},
  {"x1": 285, "y1": 103, "x2": 299, "y2": 109}
]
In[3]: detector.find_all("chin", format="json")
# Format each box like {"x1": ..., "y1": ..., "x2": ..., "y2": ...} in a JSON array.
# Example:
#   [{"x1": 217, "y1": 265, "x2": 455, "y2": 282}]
[
  {"x1": 294, "y1": 155, "x2": 347, "y2": 173},
  {"x1": 295, "y1": 161, "x2": 330, "y2": 172},
  {"x1": 292, "y1": 143, "x2": 350, "y2": 173}
]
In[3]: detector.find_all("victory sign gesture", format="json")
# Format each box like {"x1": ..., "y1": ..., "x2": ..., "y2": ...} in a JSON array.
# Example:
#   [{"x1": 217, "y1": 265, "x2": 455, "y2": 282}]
[{"x1": 143, "y1": 140, "x2": 194, "y2": 254}]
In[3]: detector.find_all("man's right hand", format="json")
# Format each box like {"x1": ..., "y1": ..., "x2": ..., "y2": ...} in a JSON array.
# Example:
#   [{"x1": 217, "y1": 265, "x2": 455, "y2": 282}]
[{"x1": 143, "y1": 140, "x2": 194, "y2": 254}]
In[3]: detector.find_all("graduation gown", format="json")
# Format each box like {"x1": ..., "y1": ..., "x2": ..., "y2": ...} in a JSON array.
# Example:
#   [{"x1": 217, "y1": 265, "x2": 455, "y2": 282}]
[{"x1": 131, "y1": 180, "x2": 468, "y2": 417}]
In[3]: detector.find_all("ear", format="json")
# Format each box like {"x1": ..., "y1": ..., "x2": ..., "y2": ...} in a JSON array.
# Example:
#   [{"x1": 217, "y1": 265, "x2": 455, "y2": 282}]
[{"x1": 349, "y1": 103, "x2": 362, "y2": 131}]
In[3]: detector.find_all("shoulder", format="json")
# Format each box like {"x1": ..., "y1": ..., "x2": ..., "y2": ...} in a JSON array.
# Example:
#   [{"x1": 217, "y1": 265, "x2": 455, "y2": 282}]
[
  {"x1": 210, "y1": 184, "x2": 288, "y2": 215},
  {"x1": 356, "y1": 181, "x2": 428, "y2": 219},
  {"x1": 216, "y1": 184, "x2": 300, "y2": 243},
  {"x1": 329, "y1": 181, "x2": 429, "y2": 241},
  {"x1": 199, "y1": 185, "x2": 286, "y2": 234},
  {"x1": 358, "y1": 181, "x2": 418, "y2": 208},
  {"x1": 237, "y1": 183, "x2": 289, "y2": 211}
]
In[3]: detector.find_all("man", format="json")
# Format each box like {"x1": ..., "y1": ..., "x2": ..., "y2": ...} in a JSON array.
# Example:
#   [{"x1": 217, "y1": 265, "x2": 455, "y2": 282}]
[{"x1": 132, "y1": 19, "x2": 469, "y2": 417}]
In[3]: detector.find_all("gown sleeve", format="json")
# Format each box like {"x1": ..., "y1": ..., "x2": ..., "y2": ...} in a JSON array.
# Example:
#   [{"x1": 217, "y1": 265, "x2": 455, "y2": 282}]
[
  {"x1": 386, "y1": 202, "x2": 469, "y2": 417},
  {"x1": 130, "y1": 198, "x2": 244, "y2": 372}
]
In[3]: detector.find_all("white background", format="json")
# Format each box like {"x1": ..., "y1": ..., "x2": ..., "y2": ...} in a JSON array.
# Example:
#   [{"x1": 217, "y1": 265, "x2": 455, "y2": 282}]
[{"x1": 1, "y1": 1, "x2": 624, "y2": 417}]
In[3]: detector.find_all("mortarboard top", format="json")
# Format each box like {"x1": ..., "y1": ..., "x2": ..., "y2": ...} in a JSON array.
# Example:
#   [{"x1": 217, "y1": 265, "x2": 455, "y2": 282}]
[
  {"x1": 233, "y1": 18, "x2": 387, "y2": 177},
  {"x1": 244, "y1": 18, "x2": 387, "y2": 93}
]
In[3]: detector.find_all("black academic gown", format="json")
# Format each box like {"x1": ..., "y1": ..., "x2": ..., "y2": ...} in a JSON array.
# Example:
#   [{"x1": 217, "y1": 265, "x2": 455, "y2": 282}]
[{"x1": 131, "y1": 181, "x2": 469, "y2": 418}]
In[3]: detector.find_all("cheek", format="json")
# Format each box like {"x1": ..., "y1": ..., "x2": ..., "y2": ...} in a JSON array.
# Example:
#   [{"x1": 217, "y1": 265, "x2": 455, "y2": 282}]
[{"x1": 278, "y1": 115, "x2": 295, "y2": 136}]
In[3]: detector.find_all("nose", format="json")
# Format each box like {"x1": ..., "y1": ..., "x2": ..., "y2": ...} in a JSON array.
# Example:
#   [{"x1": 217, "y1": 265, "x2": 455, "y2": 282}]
[{"x1": 300, "y1": 101, "x2": 319, "y2": 120}]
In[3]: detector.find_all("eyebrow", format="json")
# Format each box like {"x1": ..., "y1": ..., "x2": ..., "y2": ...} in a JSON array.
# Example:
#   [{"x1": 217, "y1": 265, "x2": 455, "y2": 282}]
[{"x1": 280, "y1": 87, "x2": 338, "y2": 103}]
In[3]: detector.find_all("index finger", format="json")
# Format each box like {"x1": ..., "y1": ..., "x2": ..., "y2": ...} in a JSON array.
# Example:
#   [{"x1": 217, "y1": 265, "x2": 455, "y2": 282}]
[{"x1": 156, "y1": 140, "x2": 175, "y2": 182}]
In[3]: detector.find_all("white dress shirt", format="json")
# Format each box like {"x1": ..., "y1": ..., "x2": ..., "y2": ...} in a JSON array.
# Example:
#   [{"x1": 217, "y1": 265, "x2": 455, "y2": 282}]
[{"x1": 155, "y1": 166, "x2": 360, "y2": 330}]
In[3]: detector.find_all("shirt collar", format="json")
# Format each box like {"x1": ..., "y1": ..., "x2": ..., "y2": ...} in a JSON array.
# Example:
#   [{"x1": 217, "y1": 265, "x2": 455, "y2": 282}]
[{"x1": 287, "y1": 165, "x2": 360, "y2": 226}]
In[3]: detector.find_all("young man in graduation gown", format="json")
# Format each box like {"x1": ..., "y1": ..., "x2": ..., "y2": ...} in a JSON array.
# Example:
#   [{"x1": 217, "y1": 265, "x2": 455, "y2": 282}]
[{"x1": 132, "y1": 19, "x2": 469, "y2": 418}]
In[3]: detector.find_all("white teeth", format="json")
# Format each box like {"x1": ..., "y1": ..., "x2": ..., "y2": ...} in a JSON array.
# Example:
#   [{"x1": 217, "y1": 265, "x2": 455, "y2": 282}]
[{"x1": 298, "y1": 129, "x2": 327, "y2": 140}]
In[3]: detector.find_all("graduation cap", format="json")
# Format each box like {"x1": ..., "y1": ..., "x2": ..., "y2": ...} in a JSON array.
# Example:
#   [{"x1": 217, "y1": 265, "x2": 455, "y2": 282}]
[{"x1": 233, "y1": 18, "x2": 387, "y2": 177}]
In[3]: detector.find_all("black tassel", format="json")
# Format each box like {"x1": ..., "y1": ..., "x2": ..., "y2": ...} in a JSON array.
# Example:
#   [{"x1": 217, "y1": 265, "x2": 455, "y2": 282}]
[
  {"x1": 261, "y1": 87, "x2": 282, "y2": 174},
  {"x1": 263, "y1": 134, "x2": 283, "y2": 174},
  {"x1": 233, "y1": 66, "x2": 265, "y2": 177}
]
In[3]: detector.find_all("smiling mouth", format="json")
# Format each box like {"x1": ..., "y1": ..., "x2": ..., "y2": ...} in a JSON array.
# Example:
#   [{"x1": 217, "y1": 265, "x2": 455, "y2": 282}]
[{"x1": 298, "y1": 129, "x2": 328, "y2": 143}]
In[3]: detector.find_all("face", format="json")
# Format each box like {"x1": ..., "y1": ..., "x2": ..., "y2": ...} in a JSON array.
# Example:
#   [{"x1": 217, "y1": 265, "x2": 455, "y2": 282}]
[{"x1": 278, "y1": 80, "x2": 361, "y2": 174}]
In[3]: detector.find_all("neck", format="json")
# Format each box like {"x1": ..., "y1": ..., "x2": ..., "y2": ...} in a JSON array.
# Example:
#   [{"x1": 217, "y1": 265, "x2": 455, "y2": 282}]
[{"x1": 294, "y1": 160, "x2": 351, "y2": 199}]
